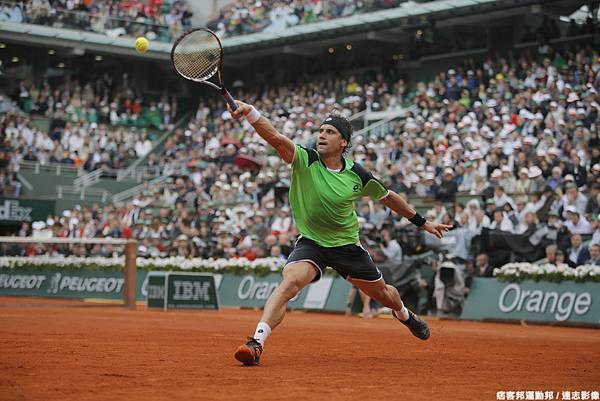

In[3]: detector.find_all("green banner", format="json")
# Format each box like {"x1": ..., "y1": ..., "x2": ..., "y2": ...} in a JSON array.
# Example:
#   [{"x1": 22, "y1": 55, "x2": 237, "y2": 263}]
[
  {"x1": 461, "y1": 278, "x2": 600, "y2": 325},
  {"x1": 213, "y1": 273, "x2": 352, "y2": 311},
  {"x1": 0, "y1": 268, "x2": 353, "y2": 312},
  {"x1": 0, "y1": 268, "x2": 146, "y2": 300},
  {"x1": 166, "y1": 273, "x2": 219, "y2": 310},
  {"x1": 0, "y1": 198, "x2": 55, "y2": 225},
  {"x1": 146, "y1": 273, "x2": 166, "y2": 308}
]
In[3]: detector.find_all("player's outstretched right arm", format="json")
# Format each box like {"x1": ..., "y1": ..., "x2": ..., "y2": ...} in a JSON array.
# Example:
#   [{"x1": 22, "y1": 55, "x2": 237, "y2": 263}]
[{"x1": 228, "y1": 100, "x2": 295, "y2": 164}]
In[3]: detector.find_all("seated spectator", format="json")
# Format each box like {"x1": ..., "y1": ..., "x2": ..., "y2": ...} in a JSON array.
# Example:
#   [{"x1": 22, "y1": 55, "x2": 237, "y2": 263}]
[
  {"x1": 379, "y1": 228, "x2": 403, "y2": 266},
  {"x1": 489, "y1": 208, "x2": 514, "y2": 232},
  {"x1": 564, "y1": 205, "x2": 592, "y2": 234},
  {"x1": 470, "y1": 174, "x2": 489, "y2": 195},
  {"x1": 542, "y1": 243, "x2": 558, "y2": 264},
  {"x1": 475, "y1": 253, "x2": 493, "y2": 277},
  {"x1": 560, "y1": 183, "x2": 588, "y2": 216},
  {"x1": 566, "y1": 234, "x2": 590, "y2": 268},
  {"x1": 271, "y1": 207, "x2": 292, "y2": 235},
  {"x1": 492, "y1": 185, "x2": 514, "y2": 209},
  {"x1": 426, "y1": 200, "x2": 448, "y2": 224},
  {"x1": 585, "y1": 243, "x2": 600, "y2": 266},
  {"x1": 500, "y1": 166, "x2": 517, "y2": 195},
  {"x1": 435, "y1": 168, "x2": 458, "y2": 203},
  {"x1": 555, "y1": 249, "x2": 566, "y2": 265},
  {"x1": 591, "y1": 215, "x2": 600, "y2": 246}
]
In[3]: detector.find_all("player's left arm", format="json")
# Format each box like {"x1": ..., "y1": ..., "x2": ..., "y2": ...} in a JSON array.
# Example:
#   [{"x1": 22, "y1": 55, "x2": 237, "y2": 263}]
[
  {"x1": 355, "y1": 163, "x2": 451, "y2": 238},
  {"x1": 380, "y1": 191, "x2": 452, "y2": 239}
]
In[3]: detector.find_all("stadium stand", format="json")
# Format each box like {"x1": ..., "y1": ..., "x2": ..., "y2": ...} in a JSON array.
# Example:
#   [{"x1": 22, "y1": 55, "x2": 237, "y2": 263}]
[
  {"x1": 3, "y1": 37, "x2": 598, "y2": 267},
  {"x1": 207, "y1": 0, "x2": 409, "y2": 38},
  {"x1": 3, "y1": 76, "x2": 177, "y2": 172},
  {"x1": 0, "y1": 0, "x2": 193, "y2": 42}
]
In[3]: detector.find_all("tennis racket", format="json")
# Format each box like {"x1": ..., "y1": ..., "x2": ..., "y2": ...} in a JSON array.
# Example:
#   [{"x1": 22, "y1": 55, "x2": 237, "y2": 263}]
[{"x1": 171, "y1": 28, "x2": 237, "y2": 111}]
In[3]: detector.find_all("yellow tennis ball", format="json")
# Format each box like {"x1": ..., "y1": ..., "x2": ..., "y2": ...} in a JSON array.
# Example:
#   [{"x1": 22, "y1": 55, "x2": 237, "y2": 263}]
[{"x1": 135, "y1": 37, "x2": 149, "y2": 53}]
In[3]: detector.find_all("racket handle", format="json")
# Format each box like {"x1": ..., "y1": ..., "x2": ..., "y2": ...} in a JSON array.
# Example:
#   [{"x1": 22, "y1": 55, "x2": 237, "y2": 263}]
[{"x1": 222, "y1": 89, "x2": 238, "y2": 111}]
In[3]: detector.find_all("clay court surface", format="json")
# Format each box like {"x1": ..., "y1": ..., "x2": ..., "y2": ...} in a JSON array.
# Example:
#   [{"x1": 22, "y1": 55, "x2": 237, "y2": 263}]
[{"x1": 1, "y1": 297, "x2": 598, "y2": 401}]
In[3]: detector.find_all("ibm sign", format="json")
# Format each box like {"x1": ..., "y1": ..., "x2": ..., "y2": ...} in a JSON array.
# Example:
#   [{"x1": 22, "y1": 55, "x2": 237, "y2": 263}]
[{"x1": 147, "y1": 272, "x2": 219, "y2": 310}]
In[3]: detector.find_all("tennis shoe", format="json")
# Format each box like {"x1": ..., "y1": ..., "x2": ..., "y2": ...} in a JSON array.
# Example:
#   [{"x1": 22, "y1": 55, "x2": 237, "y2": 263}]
[
  {"x1": 234, "y1": 337, "x2": 263, "y2": 365},
  {"x1": 393, "y1": 309, "x2": 430, "y2": 340}
]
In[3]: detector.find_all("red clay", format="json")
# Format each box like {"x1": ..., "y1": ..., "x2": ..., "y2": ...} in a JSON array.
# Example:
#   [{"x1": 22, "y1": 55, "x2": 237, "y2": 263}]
[{"x1": 0, "y1": 296, "x2": 599, "y2": 401}]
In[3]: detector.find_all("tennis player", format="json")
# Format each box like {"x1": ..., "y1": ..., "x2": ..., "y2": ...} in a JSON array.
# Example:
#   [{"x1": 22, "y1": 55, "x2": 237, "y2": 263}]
[{"x1": 229, "y1": 101, "x2": 451, "y2": 365}]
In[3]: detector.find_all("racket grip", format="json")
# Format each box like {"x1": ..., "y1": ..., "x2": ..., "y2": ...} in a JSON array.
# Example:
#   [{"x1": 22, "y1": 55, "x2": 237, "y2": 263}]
[{"x1": 222, "y1": 89, "x2": 238, "y2": 111}]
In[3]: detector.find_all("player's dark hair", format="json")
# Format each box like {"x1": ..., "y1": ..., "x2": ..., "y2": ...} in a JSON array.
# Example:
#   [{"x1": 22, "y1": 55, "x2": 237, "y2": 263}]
[{"x1": 321, "y1": 112, "x2": 353, "y2": 154}]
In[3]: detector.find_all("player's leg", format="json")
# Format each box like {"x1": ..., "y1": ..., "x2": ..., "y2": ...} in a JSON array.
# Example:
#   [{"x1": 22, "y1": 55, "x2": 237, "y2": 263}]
[
  {"x1": 234, "y1": 262, "x2": 317, "y2": 365},
  {"x1": 348, "y1": 277, "x2": 430, "y2": 340},
  {"x1": 348, "y1": 276, "x2": 403, "y2": 311},
  {"x1": 260, "y1": 261, "x2": 318, "y2": 329},
  {"x1": 235, "y1": 237, "x2": 324, "y2": 365},
  {"x1": 329, "y1": 243, "x2": 430, "y2": 340}
]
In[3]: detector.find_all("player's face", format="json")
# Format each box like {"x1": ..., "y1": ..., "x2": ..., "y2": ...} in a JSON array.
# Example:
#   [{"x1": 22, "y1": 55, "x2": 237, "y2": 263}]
[{"x1": 317, "y1": 124, "x2": 347, "y2": 156}]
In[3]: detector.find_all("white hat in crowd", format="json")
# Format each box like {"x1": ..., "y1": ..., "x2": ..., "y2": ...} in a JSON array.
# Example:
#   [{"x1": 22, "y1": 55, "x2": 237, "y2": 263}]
[{"x1": 528, "y1": 166, "x2": 542, "y2": 178}]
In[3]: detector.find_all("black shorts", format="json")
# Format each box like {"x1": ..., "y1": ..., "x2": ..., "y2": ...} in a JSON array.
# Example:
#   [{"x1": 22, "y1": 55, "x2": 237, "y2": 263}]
[{"x1": 285, "y1": 237, "x2": 383, "y2": 283}]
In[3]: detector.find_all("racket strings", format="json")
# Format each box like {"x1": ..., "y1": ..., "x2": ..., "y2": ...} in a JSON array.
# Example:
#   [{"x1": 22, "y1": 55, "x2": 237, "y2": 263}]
[{"x1": 173, "y1": 32, "x2": 221, "y2": 81}]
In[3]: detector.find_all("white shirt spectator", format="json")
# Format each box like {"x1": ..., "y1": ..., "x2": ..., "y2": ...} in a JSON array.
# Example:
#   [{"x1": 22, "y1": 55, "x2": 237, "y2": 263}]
[
  {"x1": 368, "y1": 203, "x2": 389, "y2": 230},
  {"x1": 271, "y1": 213, "x2": 292, "y2": 233},
  {"x1": 568, "y1": 245, "x2": 585, "y2": 266},
  {"x1": 591, "y1": 228, "x2": 600, "y2": 246},
  {"x1": 5, "y1": 124, "x2": 18, "y2": 143},
  {"x1": 468, "y1": 211, "x2": 491, "y2": 230},
  {"x1": 380, "y1": 239, "x2": 403, "y2": 266},
  {"x1": 493, "y1": 192, "x2": 514, "y2": 209},
  {"x1": 560, "y1": 193, "x2": 588, "y2": 217},
  {"x1": 489, "y1": 213, "x2": 514, "y2": 232},
  {"x1": 426, "y1": 205, "x2": 447, "y2": 224},
  {"x1": 135, "y1": 138, "x2": 152, "y2": 157},
  {"x1": 565, "y1": 216, "x2": 593, "y2": 235},
  {"x1": 21, "y1": 126, "x2": 34, "y2": 146},
  {"x1": 68, "y1": 133, "x2": 84, "y2": 153}
]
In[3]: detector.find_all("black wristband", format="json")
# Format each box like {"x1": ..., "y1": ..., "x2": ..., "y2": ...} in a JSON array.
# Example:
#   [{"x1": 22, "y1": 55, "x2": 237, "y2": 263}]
[{"x1": 409, "y1": 212, "x2": 426, "y2": 227}]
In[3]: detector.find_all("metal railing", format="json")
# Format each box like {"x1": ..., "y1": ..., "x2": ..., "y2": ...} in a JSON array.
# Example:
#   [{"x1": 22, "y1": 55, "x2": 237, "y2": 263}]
[
  {"x1": 18, "y1": 160, "x2": 82, "y2": 176},
  {"x1": 112, "y1": 175, "x2": 171, "y2": 203},
  {"x1": 73, "y1": 168, "x2": 105, "y2": 188},
  {"x1": 57, "y1": 185, "x2": 112, "y2": 202},
  {"x1": 301, "y1": 108, "x2": 404, "y2": 148},
  {"x1": 117, "y1": 158, "x2": 189, "y2": 183},
  {"x1": 348, "y1": 109, "x2": 368, "y2": 130},
  {"x1": 116, "y1": 164, "x2": 166, "y2": 182},
  {"x1": 353, "y1": 110, "x2": 404, "y2": 141}
]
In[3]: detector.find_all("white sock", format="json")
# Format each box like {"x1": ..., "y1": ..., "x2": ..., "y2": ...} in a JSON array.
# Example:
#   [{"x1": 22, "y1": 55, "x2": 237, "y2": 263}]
[
  {"x1": 253, "y1": 322, "x2": 271, "y2": 346},
  {"x1": 394, "y1": 306, "x2": 410, "y2": 321}
]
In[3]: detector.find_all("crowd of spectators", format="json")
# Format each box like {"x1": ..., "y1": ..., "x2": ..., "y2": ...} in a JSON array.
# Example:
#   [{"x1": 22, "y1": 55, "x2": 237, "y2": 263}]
[
  {"x1": 0, "y1": 0, "x2": 421, "y2": 43},
  {"x1": 0, "y1": 74, "x2": 177, "y2": 173},
  {"x1": 5, "y1": 40, "x2": 599, "y2": 275},
  {"x1": 3, "y1": 39, "x2": 600, "y2": 317},
  {"x1": 0, "y1": 0, "x2": 193, "y2": 42},
  {"x1": 208, "y1": 0, "x2": 406, "y2": 38}
]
